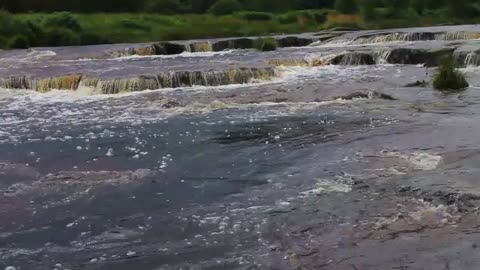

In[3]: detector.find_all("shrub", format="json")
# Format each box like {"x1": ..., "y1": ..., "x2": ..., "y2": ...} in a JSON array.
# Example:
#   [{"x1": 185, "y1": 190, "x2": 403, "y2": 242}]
[
  {"x1": 209, "y1": 0, "x2": 243, "y2": 16},
  {"x1": 254, "y1": 38, "x2": 277, "y2": 51},
  {"x1": 0, "y1": 10, "x2": 30, "y2": 37},
  {"x1": 277, "y1": 12, "x2": 299, "y2": 24},
  {"x1": 44, "y1": 28, "x2": 81, "y2": 47},
  {"x1": 433, "y1": 56, "x2": 469, "y2": 91},
  {"x1": 238, "y1": 11, "x2": 273, "y2": 21},
  {"x1": 118, "y1": 19, "x2": 152, "y2": 31},
  {"x1": 277, "y1": 10, "x2": 327, "y2": 25},
  {"x1": 9, "y1": 35, "x2": 30, "y2": 48},
  {"x1": 0, "y1": 35, "x2": 9, "y2": 49},
  {"x1": 335, "y1": 0, "x2": 358, "y2": 14},
  {"x1": 145, "y1": 0, "x2": 182, "y2": 14},
  {"x1": 44, "y1": 12, "x2": 82, "y2": 31},
  {"x1": 311, "y1": 10, "x2": 328, "y2": 24},
  {"x1": 80, "y1": 32, "x2": 111, "y2": 45}
]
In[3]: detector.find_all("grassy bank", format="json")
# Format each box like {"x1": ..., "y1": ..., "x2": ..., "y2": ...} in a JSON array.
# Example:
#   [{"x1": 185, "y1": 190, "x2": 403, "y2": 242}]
[{"x1": 1, "y1": 10, "x2": 479, "y2": 49}]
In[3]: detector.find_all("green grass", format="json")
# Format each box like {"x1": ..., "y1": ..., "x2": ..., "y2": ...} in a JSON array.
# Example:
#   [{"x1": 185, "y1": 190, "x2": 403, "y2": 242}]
[
  {"x1": 8, "y1": 11, "x2": 480, "y2": 49},
  {"x1": 18, "y1": 13, "x2": 319, "y2": 45},
  {"x1": 254, "y1": 38, "x2": 278, "y2": 51},
  {"x1": 433, "y1": 56, "x2": 469, "y2": 91}
]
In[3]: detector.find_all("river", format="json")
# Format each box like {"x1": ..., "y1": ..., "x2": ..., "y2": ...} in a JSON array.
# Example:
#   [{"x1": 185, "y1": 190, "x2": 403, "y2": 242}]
[{"x1": 3, "y1": 25, "x2": 480, "y2": 269}]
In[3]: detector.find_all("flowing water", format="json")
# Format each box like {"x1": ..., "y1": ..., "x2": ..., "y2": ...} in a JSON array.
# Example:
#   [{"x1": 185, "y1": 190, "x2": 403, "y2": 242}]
[{"x1": 4, "y1": 26, "x2": 480, "y2": 270}]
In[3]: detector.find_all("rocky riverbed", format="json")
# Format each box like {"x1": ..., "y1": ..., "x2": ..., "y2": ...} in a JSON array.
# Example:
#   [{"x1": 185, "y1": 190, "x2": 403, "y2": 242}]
[{"x1": 3, "y1": 25, "x2": 480, "y2": 269}]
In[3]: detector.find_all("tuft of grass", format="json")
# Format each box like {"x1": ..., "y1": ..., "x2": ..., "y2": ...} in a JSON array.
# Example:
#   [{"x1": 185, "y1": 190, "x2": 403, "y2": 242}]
[
  {"x1": 254, "y1": 38, "x2": 278, "y2": 51},
  {"x1": 433, "y1": 56, "x2": 469, "y2": 91}
]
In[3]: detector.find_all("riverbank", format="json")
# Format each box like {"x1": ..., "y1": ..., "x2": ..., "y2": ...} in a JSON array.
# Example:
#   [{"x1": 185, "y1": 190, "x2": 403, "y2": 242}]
[{"x1": 2, "y1": 11, "x2": 479, "y2": 49}]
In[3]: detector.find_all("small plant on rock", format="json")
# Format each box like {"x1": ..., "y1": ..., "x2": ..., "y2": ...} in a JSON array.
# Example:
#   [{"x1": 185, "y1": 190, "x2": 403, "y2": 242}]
[
  {"x1": 254, "y1": 38, "x2": 277, "y2": 52},
  {"x1": 433, "y1": 56, "x2": 469, "y2": 91}
]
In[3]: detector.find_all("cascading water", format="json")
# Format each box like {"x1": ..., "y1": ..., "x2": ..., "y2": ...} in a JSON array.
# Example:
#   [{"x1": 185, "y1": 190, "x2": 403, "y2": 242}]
[
  {"x1": 324, "y1": 31, "x2": 480, "y2": 46},
  {"x1": 331, "y1": 52, "x2": 375, "y2": 65},
  {"x1": 375, "y1": 49, "x2": 392, "y2": 64},
  {"x1": 0, "y1": 68, "x2": 277, "y2": 94}
]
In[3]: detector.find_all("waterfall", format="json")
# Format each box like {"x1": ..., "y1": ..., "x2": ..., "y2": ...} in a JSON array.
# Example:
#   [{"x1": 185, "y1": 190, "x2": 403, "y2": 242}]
[
  {"x1": 325, "y1": 31, "x2": 480, "y2": 46},
  {"x1": 267, "y1": 58, "x2": 309, "y2": 67},
  {"x1": 0, "y1": 68, "x2": 277, "y2": 94},
  {"x1": 332, "y1": 52, "x2": 375, "y2": 65},
  {"x1": 462, "y1": 52, "x2": 480, "y2": 67},
  {"x1": 376, "y1": 49, "x2": 392, "y2": 64},
  {"x1": 189, "y1": 41, "x2": 213, "y2": 52}
]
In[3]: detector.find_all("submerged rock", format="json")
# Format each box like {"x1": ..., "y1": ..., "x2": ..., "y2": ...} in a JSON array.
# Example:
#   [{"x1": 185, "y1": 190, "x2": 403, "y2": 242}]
[
  {"x1": 404, "y1": 80, "x2": 429, "y2": 87},
  {"x1": 275, "y1": 36, "x2": 313, "y2": 48},
  {"x1": 162, "y1": 100, "x2": 181, "y2": 109},
  {"x1": 212, "y1": 38, "x2": 255, "y2": 51},
  {"x1": 336, "y1": 91, "x2": 395, "y2": 100},
  {"x1": 382, "y1": 48, "x2": 454, "y2": 66}
]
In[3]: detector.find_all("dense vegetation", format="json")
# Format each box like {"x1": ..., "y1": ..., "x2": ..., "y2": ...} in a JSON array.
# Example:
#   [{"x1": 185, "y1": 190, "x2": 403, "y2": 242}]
[
  {"x1": 433, "y1": 56, "x2": 469, "y2": 91},
  {"x1": 1, "y1": 0, "x2": 480, "y2": 49}
]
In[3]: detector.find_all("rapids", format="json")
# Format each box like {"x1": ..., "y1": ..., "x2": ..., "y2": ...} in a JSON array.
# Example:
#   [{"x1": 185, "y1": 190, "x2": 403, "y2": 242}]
[{"x1": 3, "y1": 25, "x2": 480, "y2": 270}]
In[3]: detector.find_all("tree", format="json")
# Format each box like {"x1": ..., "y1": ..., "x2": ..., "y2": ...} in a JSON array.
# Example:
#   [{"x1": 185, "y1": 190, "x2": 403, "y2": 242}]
[
  {"x1": 359, "y1": 0, "x2": 376, "y2": 20},
  {"x1": 208, "y1": 0, "x2": 242, "y2": 15},
  {"x1": 335, "y1": 0, "x2": 358, "y2": 14},
  {"x1": 145, "y1": 0, "x2": 182, "y2": 13},
  {"x1": 190, "y1": 0, "x2": 217, "y2": 13}
]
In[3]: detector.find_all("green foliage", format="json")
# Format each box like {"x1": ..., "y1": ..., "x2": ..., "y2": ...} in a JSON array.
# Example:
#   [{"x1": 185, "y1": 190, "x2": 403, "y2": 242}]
[
  {"x1": 447, "y1": 0, "x2": 480, "y2": 18},
  {"x1": 254, "y1": 37, "x2": 277, "y2": 51},
  {"x1": 277, "y1": 10, "x2": 327, "y2": 24},
  {"x1": 118, "y1": 19, "x2": 152, "y2": 31},
  {"x1": 238, "y1": 11, "x2": 273, "y2": 21},
  {"x1": 335, "y1": 0, "x2": 358, "y2": 14},
  {"x1": 359, "y1": 0, "x2": 376, "y2": 20},
  {"x1": 9, "y1": 35, "x2": 30, "y2": 48},
  {"x1": 145, "y1": 0, "x2": 182, "y2": 13},
  {"x1": 209, "y1": 0, "x2": 243, "y2": 15},
  {"x1": 0, "y1": 36, "x2": 8, "y2": 49},
  {"x1": 44, "y1": 27, "x2": 81, "y2": 46},
  {"x1": 43, "y1": 12, "x2": 82, "y2": 31},
  {"x1": 80, "y1": 33, "x2": 110, "y2": 45},
  {"x1": 433, "y1": 56, "x2": 469, "y2": 91}
]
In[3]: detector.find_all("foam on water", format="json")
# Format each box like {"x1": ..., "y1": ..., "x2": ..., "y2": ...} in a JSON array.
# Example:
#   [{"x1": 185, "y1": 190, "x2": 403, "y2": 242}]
[
  {"x1": 381, "y1": 151, "x2": 443, "y2": 171},
  {"x1": 299, "y1": 178, "x2": 352, "y2": 197}
]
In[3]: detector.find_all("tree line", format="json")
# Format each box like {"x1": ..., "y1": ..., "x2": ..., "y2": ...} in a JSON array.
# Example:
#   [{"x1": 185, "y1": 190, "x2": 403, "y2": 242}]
[
  {"x1": 1, "y1": 0, "x2": 477, "y2": 19},
  {"x1": 0, "y1": 0, "x2": 334, "y2": 13}
]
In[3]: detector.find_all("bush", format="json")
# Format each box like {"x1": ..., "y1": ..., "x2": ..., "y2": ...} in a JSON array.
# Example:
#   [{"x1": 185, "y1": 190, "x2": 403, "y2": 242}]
[
  {"x1": 0, "y1": 35, "x2": 9, "y2": 49},
  {"x1": 80, "y1": 32, "x2": 111, "y2": 45},
  {"x1": 311, "y1": 10, "x2": 328, "y2": 24},
  {"x1": 335, "y1": 0, "x2": 358, "y2": 14},
  {"x1": 277, "y1": 12, "x2": 299, "y2": 24},
  {"x1": 277, "y1": 10, "x2": 327, "y2": 25},
  {"x1": 44, "y1": 28, "x2": 81, "y2": 47},
  {"x1": 238, "y1": 11, "x2": 273, "y2": 21},
  {"x1": 209, "y1": 0, "x2": 243, "y2": 16},
  {"x1": 145, "y1": 0, "x2": 182, "y2": 14},
  {"x1": 118, "y1": 19, "x2": 152, "y2": 31},
  {"x1": 44, "y1": 12, "x2": 82, "y2": 31},
  {"x1": 254, "y1": 38, "x2": 277, "y2": 51},
  {"x1": 0, "y1": 10, "x2": 30, "y2": 37},
  {"x1": 9, "y1": 35, "x2": 30, "y2": 48},
  {"x1": 433, "y1": 56, "x2": 469, "y2": 91}
]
